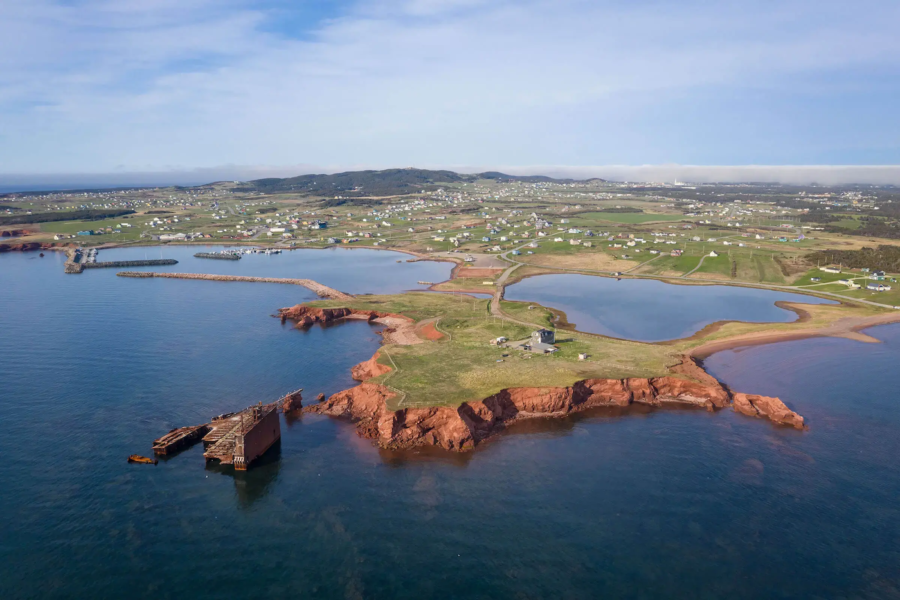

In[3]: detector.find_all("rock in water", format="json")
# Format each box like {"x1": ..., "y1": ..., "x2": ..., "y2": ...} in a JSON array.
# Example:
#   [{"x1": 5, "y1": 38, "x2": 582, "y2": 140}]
[{"x1": 281, "y1": 390, "x2": 303, "y2": 413}]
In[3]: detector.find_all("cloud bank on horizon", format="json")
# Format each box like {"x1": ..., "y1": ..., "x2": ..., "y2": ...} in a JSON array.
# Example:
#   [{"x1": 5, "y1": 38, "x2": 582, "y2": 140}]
[{"x1": 1, "y1": 0, "x2": 899, "y2": 182}]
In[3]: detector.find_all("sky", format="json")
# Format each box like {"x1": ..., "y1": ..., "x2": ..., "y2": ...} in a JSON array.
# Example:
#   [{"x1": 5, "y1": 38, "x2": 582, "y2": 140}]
[{"x1": 1, "y1": 0, "x2": 899, "y2": 185}]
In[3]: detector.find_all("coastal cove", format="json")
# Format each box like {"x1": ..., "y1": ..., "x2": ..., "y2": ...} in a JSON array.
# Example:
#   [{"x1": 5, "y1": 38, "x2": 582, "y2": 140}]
[
  {"x1": 504, "y1": 273, "x2": 837, "y2": 342},
  {"x1": 2, "y1": 247, "x2": 900, "y2": 597}
]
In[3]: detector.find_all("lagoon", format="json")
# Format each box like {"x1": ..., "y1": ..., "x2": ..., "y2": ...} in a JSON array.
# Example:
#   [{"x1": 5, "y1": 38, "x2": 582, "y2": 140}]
[{"x1": 505, "y1": 273, "x2": 835, "y2": 341}]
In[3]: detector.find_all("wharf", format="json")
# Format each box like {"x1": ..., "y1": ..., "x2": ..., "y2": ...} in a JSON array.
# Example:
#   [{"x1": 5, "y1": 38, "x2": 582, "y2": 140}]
[
  {"x1": 194, "y1": 252, "x2": 241, "y2": 260},
  {"x1": 83, "y1": 259, "x2": 178, "y2": 269}
]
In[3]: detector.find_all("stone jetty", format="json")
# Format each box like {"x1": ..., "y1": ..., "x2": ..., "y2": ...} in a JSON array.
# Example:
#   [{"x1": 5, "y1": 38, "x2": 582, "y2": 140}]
[
  {"x1": 84, "y1": 259, "x2": 178, "y2": 269},
  {"x1": 116, "y1": 271, "x2": 354, "y2": 300},
  {"x1": 194, "y1": 252, "x2": 241, "y2": 260}
]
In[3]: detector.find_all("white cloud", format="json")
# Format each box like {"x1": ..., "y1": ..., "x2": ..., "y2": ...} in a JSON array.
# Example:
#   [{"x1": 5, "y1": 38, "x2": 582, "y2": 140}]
[{"x1": 1, "y1": 0, "x2": 899, "y2": 172}]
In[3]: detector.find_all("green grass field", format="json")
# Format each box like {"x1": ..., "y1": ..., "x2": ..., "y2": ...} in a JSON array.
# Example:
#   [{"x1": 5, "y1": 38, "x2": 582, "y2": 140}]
[
  {"x1": 301, "y1": 286, "x2": 893, "y2": 410},
  {"x1": 307, "y1": 293, "x2": 682, "y2": 409},
  {"x1": 577, "y1": 212, "x2": 687, "y2": 224}
]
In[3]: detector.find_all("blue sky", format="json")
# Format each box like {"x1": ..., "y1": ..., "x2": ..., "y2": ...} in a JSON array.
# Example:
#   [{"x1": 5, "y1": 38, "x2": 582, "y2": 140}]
[{"x1": 1, "y1": 0, "x2": 899, "y2": 182}]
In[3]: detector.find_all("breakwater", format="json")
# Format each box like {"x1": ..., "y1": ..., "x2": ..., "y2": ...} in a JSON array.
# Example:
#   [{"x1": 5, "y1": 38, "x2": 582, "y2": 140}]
[
  {"x1": 116, "y1": 271, "x2": 354, "y2": 299},
  {"x1": 83, "y1": 259, "x2": 178, "y2": 269},
  {"x1": 194, "y1": 252, "x2": 241, "y2": 260}
]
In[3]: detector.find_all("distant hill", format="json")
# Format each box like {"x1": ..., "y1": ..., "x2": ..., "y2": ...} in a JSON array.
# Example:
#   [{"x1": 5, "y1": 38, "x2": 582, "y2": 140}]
[{"x1": 234, "y1": 168, "x2": 601, "y2": 197}]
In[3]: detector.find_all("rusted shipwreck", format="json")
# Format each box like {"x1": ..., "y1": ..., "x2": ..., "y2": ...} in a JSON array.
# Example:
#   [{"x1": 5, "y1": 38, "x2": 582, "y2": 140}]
[
  {"x1": 202, "y1": 403, "x2": 281, "y2": 470},
  {"x1": 150, "y1": 389, "x2": 302, "y2": 470}
]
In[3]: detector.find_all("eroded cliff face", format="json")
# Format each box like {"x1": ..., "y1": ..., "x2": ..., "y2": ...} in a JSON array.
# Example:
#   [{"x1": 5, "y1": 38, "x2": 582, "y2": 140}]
[
  {"x1": 304, "y1": 359, "x2": 799, "y2": 451},
  {"x1": 0, "y1": 241, "x2": 57, "y2": 252},
  {"x1": 279, "y1": 305, "x2": 400, "y2": 328}
]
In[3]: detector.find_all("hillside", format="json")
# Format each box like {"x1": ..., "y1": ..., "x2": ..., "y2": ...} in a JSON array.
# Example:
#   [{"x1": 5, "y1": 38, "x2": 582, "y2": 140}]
[{"x1": 234, "y1": 168, "x2": 596, "y2": 197}]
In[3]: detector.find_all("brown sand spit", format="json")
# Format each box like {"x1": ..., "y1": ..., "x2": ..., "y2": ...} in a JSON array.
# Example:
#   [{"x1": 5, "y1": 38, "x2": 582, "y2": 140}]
[{"x1": 688, "y1": 311, "x2": 900, "y2": 358}]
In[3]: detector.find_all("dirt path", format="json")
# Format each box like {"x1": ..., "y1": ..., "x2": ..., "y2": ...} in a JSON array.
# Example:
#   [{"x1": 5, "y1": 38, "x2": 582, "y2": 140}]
[
  {"x1": 627, "y1": 253, "x2": 663, "y2": 274},
  {"x1": 684, "y1": 255, "x2": 707, "y2": 277}
]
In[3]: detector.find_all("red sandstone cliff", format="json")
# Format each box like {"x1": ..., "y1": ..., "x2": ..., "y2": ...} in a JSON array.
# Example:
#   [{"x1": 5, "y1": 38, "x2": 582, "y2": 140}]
[
  {"x1": 279, "y1": 305, "x2": 402, "y2": 328},
  {"x1": 0, "y1": 229, "x2": 34, "y2": 238},
  {"x1": 286, "y1": 301, "x2": 806, "y2": 450},
  {"x1": 0, "y1": 241, "x2": 57, "y2": 252},
  {"x1": 304, "y1": 368, "x2": 781, "y2": 451},
  {"x1": 351, "y1": 351, "x2": 393, "y2": 381}
]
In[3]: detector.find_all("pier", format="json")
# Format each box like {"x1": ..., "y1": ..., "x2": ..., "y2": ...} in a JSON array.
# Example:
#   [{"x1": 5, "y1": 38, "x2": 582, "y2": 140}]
[
  {"x1": 194, "y1": 252, "x2": 241, "y2": 260},
  {"x1": 83, "y1": 259, "x2": 178, "y2": 269},
  {"x1": 117, "y1": 271, "x2": 354, "y2": 299}
]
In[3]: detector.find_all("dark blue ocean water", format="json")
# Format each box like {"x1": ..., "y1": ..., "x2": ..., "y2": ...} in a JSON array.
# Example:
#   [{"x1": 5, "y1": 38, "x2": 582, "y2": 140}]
[
  {"x1": 505, "y1": 273, "x2": 836, "y2": 341},
  {"x1": 2, "y1": 249, "x2": 899, "y2": 599}
]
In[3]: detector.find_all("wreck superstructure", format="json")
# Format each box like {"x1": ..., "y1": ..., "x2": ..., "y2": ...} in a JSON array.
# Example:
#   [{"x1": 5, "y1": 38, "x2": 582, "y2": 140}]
[{"x1": 202, "y1": 403, "x2": 281, "y2": 470}]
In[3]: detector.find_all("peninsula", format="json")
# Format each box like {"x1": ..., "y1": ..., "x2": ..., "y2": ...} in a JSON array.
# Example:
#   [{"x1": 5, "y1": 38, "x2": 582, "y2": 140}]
[{"x1": 274, "y1": 281, "x2": 897, "y2": 451}]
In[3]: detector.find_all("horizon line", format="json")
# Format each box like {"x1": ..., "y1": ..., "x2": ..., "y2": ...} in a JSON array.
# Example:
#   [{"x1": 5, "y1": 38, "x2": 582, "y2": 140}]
[{"x1": 2, "y1": 164, "x2": 900, "y2": 192}]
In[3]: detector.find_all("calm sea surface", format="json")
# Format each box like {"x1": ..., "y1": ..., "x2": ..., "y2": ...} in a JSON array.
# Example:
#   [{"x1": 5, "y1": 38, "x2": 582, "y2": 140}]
[
  {"x1": 1, "y1": 249, "x2": 899, "y2": 599},
  {"x1": 505, "y1": 273, "x2": 835, "y2": 341}
]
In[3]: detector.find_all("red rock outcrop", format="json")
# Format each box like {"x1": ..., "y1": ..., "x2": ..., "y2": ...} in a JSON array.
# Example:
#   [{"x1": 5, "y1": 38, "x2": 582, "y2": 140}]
[
  {"x1": 0, "y1": 241, "x2": 56, "y2": 252},
  {"x1": 733, "y1": 393, "x2": 805, "y2": 429},
  {"x1": 281, "y1": 389, "x2": 303, "y2": 413},
  {"x1": 279, "y1": 305, "x2": 401, "y2": 328},
  {"x1": 351, "y1": 351, "x2": 393, "y2": 381},
  {"x1": 304, "y1": 368, "x2": 780, "y2": 451},
  {"x1": 0, "y1": 229, "x2": 33, "y2": 238}
]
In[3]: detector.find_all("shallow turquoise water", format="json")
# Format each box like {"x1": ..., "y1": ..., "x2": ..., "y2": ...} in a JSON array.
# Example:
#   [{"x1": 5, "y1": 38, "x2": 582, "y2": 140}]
[
  {"x1": 505, "y1": 273, "x2": 835, "y2": 341},
  {"x1": 1, "y1": 249, "x2": 899, "y2": 599}
]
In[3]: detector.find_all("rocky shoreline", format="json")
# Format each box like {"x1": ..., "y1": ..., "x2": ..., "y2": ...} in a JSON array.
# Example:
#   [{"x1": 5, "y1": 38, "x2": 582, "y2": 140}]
[
  {"x1": 279, "y1": 304, "x2": 806, "y2": 452},
  {"x1": 0, "y1": 241, "x2": 60, "y2": 252},
  {"x1": 304, "y1": 359, "x2": 803, "y2": 452}
]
